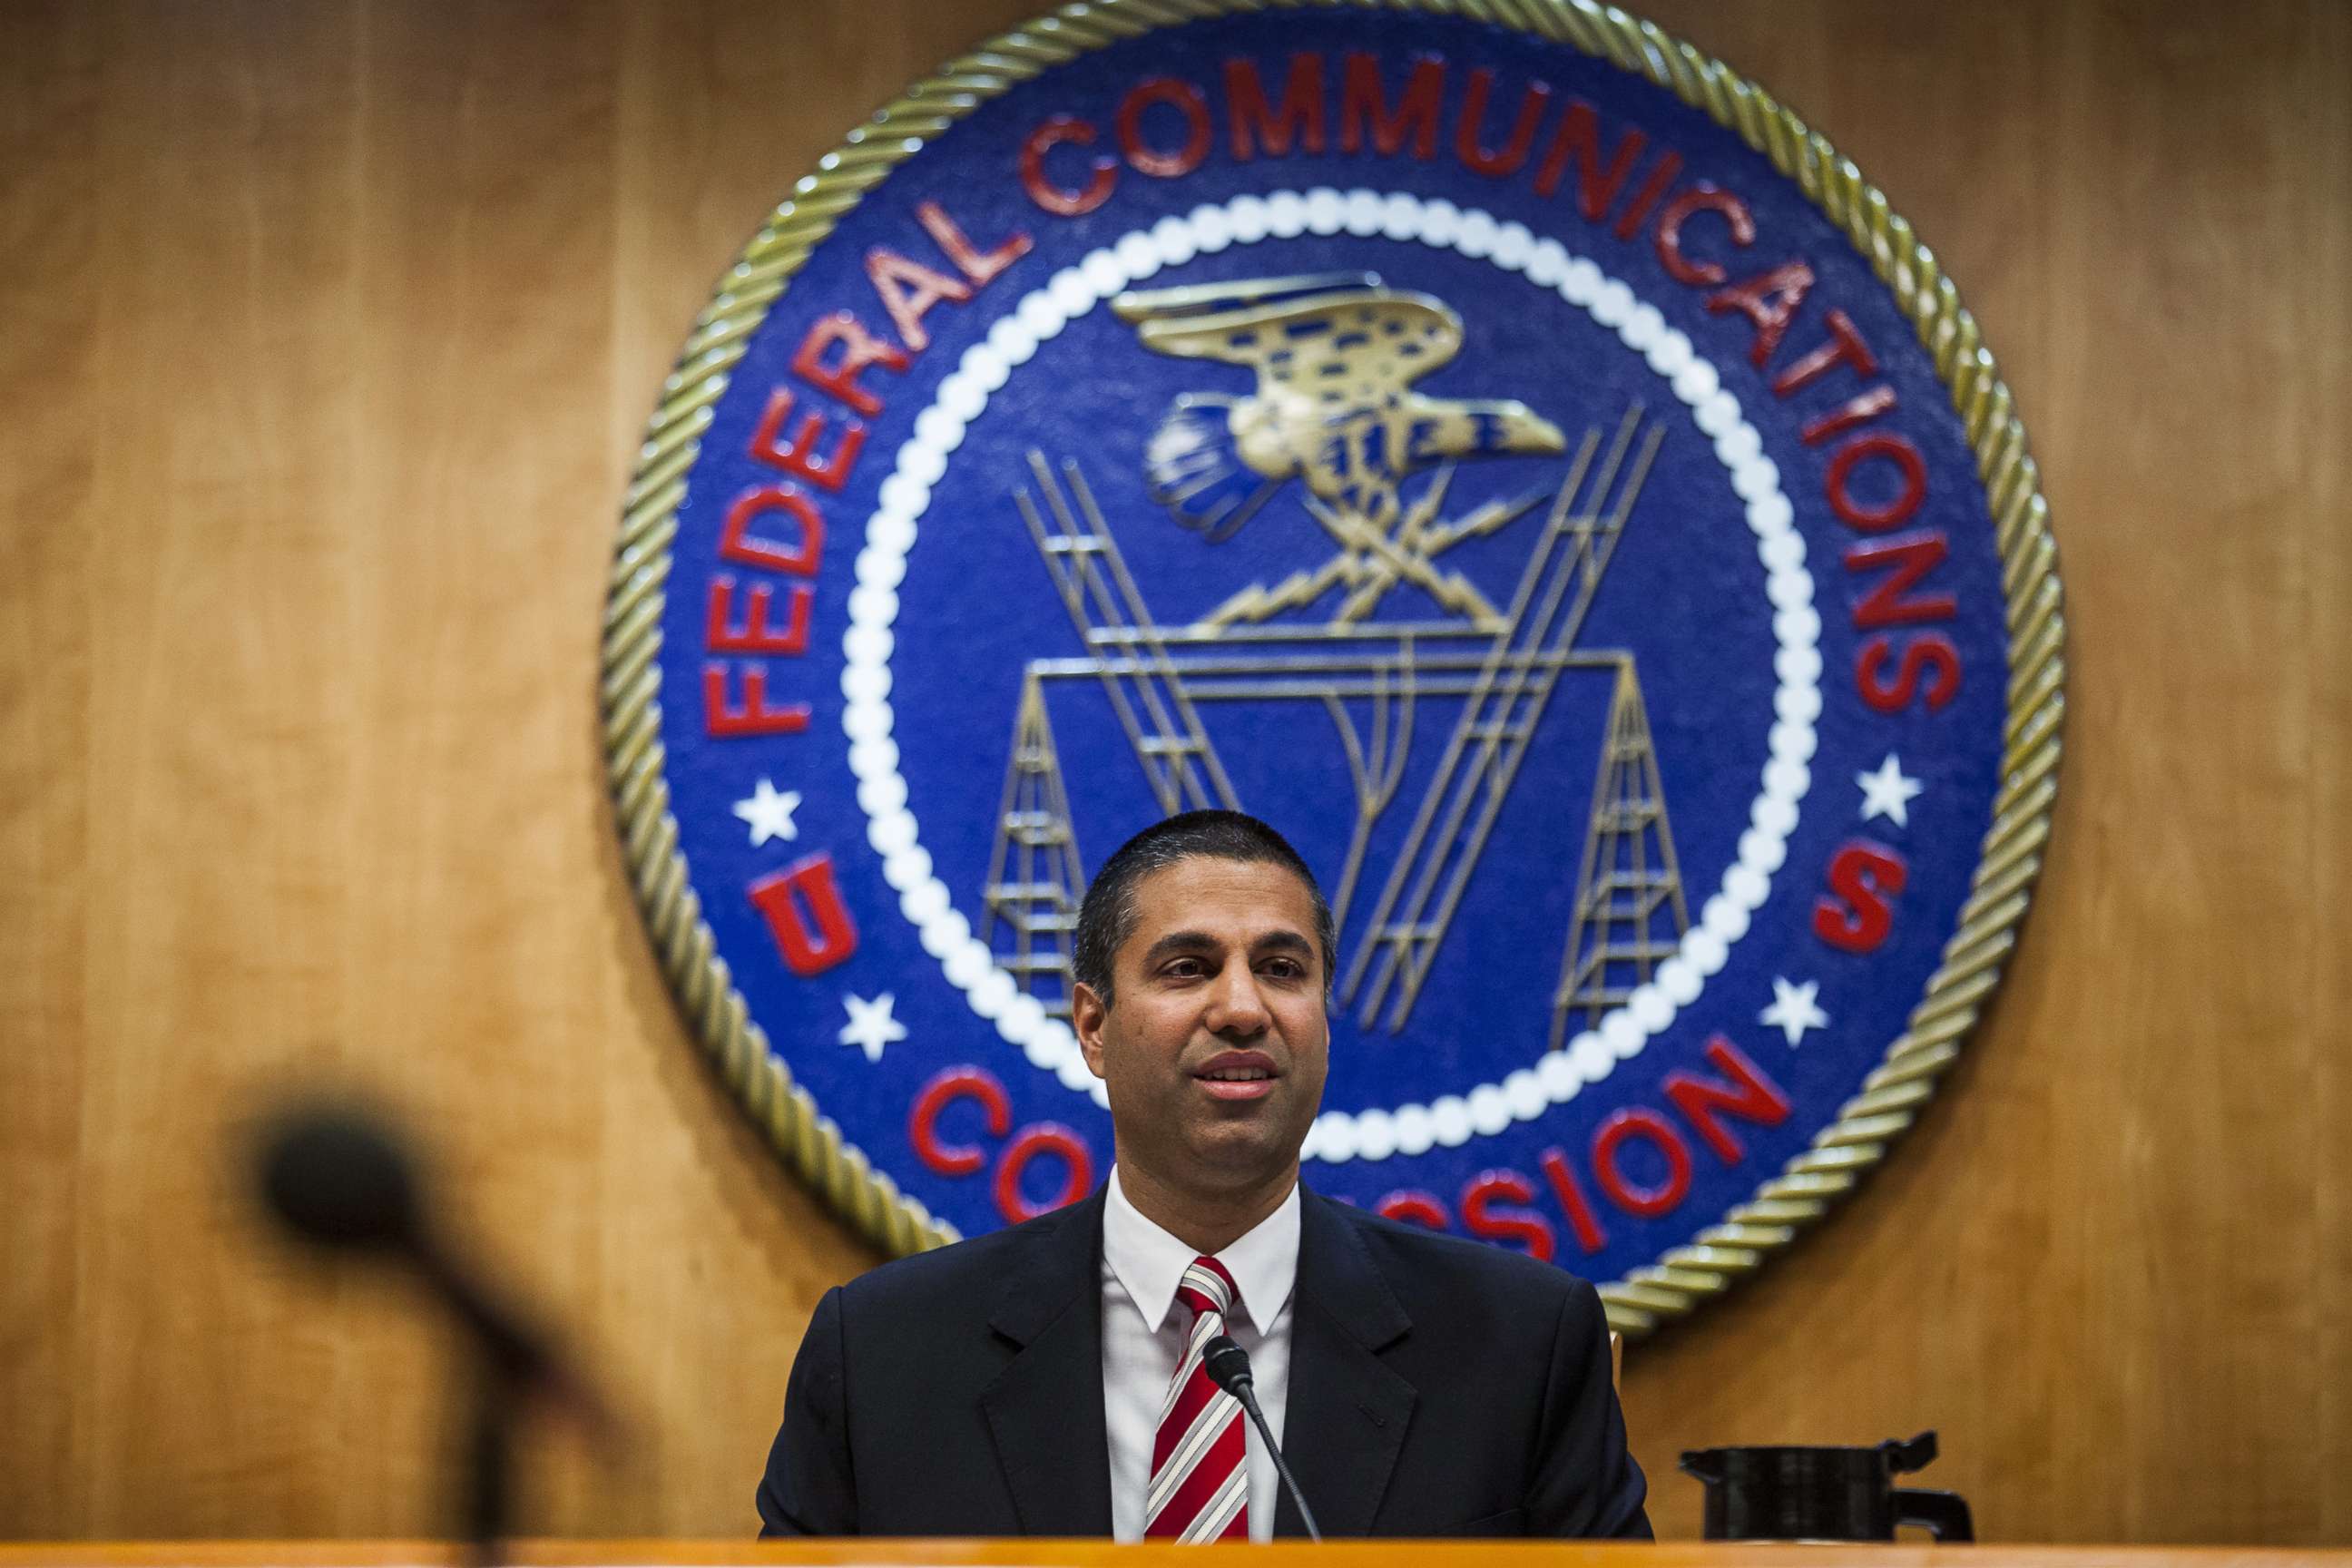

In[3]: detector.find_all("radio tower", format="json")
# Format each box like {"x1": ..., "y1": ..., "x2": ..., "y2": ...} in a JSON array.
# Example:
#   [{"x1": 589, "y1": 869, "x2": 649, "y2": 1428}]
[
  {"x1": 981, "y1": 671, "x2": 1085, "y2": 1017},
  {"x1": 1550, "y1": 660, "x2": 1689, "y2": 1049}
]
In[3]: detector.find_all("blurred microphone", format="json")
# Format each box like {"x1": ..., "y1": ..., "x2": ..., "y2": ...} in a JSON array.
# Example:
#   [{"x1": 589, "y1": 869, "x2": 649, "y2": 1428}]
[
  {"x1": 254, "y1": 1101, "x2": 614, "y2": 1554},
  {"x1": 1201, "y1": 1334, "x2": 1321, "y2": 1543},
  {"x1": 259, "y1": 1107, "x2": 421, "y2": 1247},
  {"x1": 260, "y1": 1106, "x2": 572, "y2": 1390}
]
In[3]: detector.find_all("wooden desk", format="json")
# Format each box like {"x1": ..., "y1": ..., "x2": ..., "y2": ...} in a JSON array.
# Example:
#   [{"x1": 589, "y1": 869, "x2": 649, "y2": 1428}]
[{"x1": 3, "y1": 1544, "x2": 2347, "y2": 1568}]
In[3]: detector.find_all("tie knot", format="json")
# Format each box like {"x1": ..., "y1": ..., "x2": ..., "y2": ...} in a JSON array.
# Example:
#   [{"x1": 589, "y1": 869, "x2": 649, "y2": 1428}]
[{"x1": 1174, "y1": 1254, "x2": 1238, "y2": 1324}]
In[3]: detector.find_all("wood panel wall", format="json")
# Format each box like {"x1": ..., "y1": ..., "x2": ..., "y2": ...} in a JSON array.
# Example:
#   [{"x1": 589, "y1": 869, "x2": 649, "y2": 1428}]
[{"x1": 3, "y1": 0, "x2": 2345, "y2": 1546}]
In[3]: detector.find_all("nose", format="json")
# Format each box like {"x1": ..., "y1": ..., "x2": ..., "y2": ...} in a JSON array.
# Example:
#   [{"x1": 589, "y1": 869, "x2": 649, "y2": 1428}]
[{"x1": 1202, "y1": 963, "x2": 1269, "y2": 1037}]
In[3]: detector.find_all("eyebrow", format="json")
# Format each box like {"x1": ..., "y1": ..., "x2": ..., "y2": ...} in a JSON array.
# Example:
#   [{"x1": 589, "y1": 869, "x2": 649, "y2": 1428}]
[
  {"x1": 1251, "y1": 931, "x2": 1316, "y2": 962},
  {"x1": 1139, "y1": 928, "x2": 1317, "y2": 969}
]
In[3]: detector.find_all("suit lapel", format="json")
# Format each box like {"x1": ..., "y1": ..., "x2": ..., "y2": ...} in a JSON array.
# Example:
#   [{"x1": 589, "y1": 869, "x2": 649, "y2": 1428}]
[
  {"x1": 1276, "y1": 1188, "x2": 1416, "y2": 1538},
  {"x1": 977, "y1": 1189, "x2": 1114, "y2": 1536}
]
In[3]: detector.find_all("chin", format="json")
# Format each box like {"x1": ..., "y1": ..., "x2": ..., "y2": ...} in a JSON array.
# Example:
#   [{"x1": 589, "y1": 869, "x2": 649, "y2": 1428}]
[{"x1": 1185, "y1": 1129, "x2": 1300, "y2": 1181}]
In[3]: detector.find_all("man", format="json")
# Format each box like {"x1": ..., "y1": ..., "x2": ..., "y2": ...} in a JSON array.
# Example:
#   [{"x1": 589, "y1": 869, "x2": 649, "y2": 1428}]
[{"x1": 758, "y1": 810, "x2": 1650, "y2": 1539}]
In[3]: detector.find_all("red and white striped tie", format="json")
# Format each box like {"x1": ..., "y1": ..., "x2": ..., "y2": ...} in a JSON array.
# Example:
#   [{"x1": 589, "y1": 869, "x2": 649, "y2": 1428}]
[{"x1": 1144, "y1": 1255, "x2": 1249, "y2": 1542}]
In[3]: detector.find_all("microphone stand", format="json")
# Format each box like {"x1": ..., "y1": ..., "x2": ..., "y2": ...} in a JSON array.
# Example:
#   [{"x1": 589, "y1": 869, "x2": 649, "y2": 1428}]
[
  {"x1": 463, "y1": 1366, "x2": 518, "y2": 1563},
  {"x1": 254, "y1": 1104, "x2": 618, "y2": 1565},
  {"x1": 1203, "y1": 1336, "x2": 1322, "y2": 1543}
]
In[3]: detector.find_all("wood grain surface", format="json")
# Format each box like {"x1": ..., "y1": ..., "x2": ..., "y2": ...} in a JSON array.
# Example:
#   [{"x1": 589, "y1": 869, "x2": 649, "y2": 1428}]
[
  {"x1": 2, "y1": 1544, "x2": 2349, "y2": 1568},
  {"x1": 1, "y1": 0, "x2": 2345, "y2": 1547}
]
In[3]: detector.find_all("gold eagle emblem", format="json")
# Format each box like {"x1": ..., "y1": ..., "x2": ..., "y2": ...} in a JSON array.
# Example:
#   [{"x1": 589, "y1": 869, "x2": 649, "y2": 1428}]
[{"x1": 1114, "y1": 271, "x2": 1566, "y2": 627}]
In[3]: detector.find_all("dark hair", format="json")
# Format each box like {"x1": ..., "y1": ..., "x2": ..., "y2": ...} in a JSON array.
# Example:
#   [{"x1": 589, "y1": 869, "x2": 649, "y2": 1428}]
[{"x1": 1073, "y1": 810, "x2": 1335, "y2": 1004}]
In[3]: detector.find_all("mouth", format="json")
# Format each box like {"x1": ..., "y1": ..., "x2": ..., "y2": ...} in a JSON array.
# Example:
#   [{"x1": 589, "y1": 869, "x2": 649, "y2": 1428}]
[{"x1": 1193, "y1": 1051, "x2": 1279, "y2": 1102}]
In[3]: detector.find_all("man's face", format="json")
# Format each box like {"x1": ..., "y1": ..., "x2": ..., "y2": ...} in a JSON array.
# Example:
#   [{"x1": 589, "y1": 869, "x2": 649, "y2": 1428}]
[{"x1": 1073, "y1": 856, "x2": 1330, "y2": 1200}]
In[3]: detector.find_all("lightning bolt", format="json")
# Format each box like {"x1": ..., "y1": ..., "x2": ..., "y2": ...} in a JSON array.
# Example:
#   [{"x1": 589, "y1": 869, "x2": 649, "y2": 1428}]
[
  {"x1": 1418, "y1": 486, "x2": 1552, "y2": 556},
  {"x1": 1198, "y1": 554, "x2": 1363, "y2": 627},
  {"x1": 1308, "y1": 495, "x2": 1502, "y2": 628},
  {"x1": 1335, "y1": 560, "x2": 1499, "y2": 626}
]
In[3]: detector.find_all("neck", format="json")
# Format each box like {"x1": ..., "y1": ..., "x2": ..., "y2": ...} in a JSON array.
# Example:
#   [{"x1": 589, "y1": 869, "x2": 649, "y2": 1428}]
[{"x1": 1117, "y1": 1158, "x2": 1298, "y2": 1256}]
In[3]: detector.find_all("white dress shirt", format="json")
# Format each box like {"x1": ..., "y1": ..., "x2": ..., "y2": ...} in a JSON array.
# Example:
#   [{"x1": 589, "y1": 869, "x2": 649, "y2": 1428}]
[{"x1": 1101, "y1": 1167, "x2": 1300, "y2": 1543}]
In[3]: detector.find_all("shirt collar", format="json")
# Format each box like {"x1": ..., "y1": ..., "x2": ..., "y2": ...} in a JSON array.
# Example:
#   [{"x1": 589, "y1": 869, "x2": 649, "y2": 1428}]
[{"x1": 1103, "y1": 1166, "x2": 1301, "y2": 1334}]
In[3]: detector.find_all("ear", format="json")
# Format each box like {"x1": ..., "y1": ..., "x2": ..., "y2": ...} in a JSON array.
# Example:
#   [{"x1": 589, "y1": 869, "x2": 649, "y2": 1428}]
[{"x1": 1072, "y1": 982, "x2": 1109, "y2": 1079}]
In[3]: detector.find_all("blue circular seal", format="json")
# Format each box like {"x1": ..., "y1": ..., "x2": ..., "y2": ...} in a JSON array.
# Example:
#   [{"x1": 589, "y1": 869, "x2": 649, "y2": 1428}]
[{"x1": 605, "y1": 0, "x2": 2064, "y2": 1334}]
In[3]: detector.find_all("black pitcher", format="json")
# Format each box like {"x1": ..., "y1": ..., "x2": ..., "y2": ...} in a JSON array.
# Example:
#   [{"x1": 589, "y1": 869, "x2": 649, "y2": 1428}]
[{"x1": 1679, "y1": 1430, "x2": 1975, "y2": 1542}]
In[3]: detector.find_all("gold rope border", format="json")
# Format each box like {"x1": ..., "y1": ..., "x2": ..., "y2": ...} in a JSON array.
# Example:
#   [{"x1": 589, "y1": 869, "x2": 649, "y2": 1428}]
[{"x1": 601, "y1": 0, "x2": 2066, "y2": 1329}]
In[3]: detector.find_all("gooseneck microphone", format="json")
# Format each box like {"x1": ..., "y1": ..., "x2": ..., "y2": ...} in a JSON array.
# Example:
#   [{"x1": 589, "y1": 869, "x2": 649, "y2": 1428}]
[
  {"x1": 255, "y1": 1102, "x2": 612, "y2": 1557},
  {"x1": 1201, "y1": 1334, "x2": 1323, "y2": 1543}
]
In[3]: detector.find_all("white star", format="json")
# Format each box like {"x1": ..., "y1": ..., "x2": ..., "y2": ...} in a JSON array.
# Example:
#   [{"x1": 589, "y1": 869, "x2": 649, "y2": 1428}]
[
  {"x1": 1857, "y1": 753, "x2": 1925, "y2": 828},
  {"x1": 732, "y1": 779, "x2": 802, "y2": 847},
  {"x1": 838, "y1": 992, "x2": 907, "y2": 1063},
  {"x1": 1759, "y1": 976, "x2": 1829, "y2": 1046}
]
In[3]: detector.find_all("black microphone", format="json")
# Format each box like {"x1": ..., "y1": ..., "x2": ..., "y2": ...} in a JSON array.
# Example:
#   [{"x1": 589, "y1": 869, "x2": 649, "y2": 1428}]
[
  {"x1": 260, "y1": 1106, "x2": 423, "y2": 1249},
  {"x1": 254, "y1": 1101, "x2": 614, "y2": 1555},
  {"x1": 258, "y1": 1104, "x2": 565, "y2": 1388},
  {"x1": 1201, "y1": 1334, "x2": 1322, "y2": 1543}
]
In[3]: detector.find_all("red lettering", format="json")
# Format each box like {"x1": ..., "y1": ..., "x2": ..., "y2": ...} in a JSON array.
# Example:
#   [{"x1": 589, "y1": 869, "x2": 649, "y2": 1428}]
[
  {"x1": 1813, "y1": 841, "x2": 1909, "y2": 954},
  {"x1": 1827, "y1": 431, "x2": 1927, "y2": 532},
  {"x1": 703, "y1": 665, "x2": 810, "y2": 738},
  {"x1": 1019, "y1": 115, "x2": 1116, "y2": 216},
  {"x1": 1592, "y1": 1109, "x2": 1691, "y2": 1219},
  {"x1": 1774, "y1": 308, "x2": 1878, "y2": 397},
  {"x1": 1663, "y1": 1037, "x2": 1792, "y2": 1163},
  {"x1": 1455, "y1": 69, "x2": 1549, "y2": 178},
  {"x1": 1532, "y1": 99, "x2": 1645, "y2": 220},
  {"x1": 914, "y1": 200, "x2": 1030, "y2": 289},
  {"x1": 748, "y1": 853, "x2": 858, "y2": 973},
  {"x1": 865, "y1": 247, "x2": 970, "y2": 355},
  {"x1": 1801, "y1": 385, "x2": 1898, "y2": 446},
  {"x1": 1857, "y1": 632, "x2": 1963, "y2": 714},
  {"x1": 1116, "y1": 77, "x2": 1212, "y2": 179},
  {"x1": 748, "y1": 387, "x2": 862, "y2": 493},
  {"x1": 1847, "y1": 531, "x2": 1957, "y2": 629},
  {"x1": 1462, "y1": 1170, "x2": 1555, "y2": 1261},
  {"x1": 1612, "y1": 150, "x2": 1682, "y2": 240},
  {"x1": 719, "y1": 485, "x2": 823, "y2": 573},
  {"x1": 908, "y1": 1067, "x2": 1011, "y2": 1177},
  {"x1": 995, "y1": 1124, "x2": 1093, "y2": 1222},
  {"x1": 706, "y1": 577, "x2": 812, "y2": 656},
  {"x1": 1338, "y1": 52, "x2": 1444, "y2": 160},
  {"x1": 1225, "y1": 54, "x2": 1325, "y2": 160},
  {"x1": 1653, "y1": 186, "x2": 1754, "y2": 287},
  {"x1": 1708, "y1": 260, "x2": 1814, "y2": 368},
  {"x1": 792, "y1": 311, "x2": 909, "y2": 417},
  {"x1": 1376, "y1": 1191, "x2": 1452, "y2": 1230},
  {"x1": 1540, "y1": 1147, "x2": 1609, "y2": 1254}
]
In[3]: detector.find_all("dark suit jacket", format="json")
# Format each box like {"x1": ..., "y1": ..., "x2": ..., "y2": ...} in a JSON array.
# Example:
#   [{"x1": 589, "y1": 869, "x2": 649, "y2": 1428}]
[{"x1": 758, "y1": 1183, "x2": 1650, "y2": 1538}]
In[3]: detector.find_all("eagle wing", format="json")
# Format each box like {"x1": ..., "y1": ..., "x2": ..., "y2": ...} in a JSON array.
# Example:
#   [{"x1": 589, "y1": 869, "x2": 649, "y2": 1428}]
[{"x1": 1134, "y1": 295, "x2": 1463, "y2": 407}]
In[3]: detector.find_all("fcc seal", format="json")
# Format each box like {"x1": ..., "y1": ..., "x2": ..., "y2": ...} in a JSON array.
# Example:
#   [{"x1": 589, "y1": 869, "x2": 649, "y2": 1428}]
[{"x1": 604, "y1": 1, "x2": 2064, "y2": 1334}]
